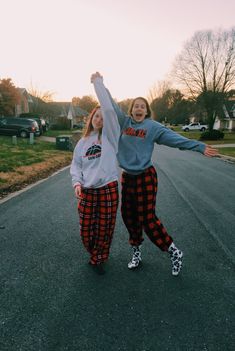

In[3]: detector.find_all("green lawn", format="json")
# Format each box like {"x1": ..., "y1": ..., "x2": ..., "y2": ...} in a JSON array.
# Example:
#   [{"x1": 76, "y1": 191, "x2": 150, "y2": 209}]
[
  {"x1": 0, "y1": 135, "x2": 69, "y2": 172},
  {"x1": 205, "y1": 134, "x2": 235, "y2": 144},
  {"x1": 171, "y1": 127, "x2": 235, "y2": 144},
  {"x1": 1, "y1": 128, "x2": 234, "y2": 175},
  {"x1": 45, "y1": 126, "x2": 235, "y2": 144},
  {"x1": 44, "y1": 129, "x2": 82, "y2": 137},
  {"x1": 217, "y1": 148, "x2": 235, "y2": 158}
]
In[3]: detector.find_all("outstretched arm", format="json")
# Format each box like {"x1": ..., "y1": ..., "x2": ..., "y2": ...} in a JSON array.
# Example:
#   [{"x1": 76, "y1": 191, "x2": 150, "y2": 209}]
[{"x1": 153, "y1": 122, "x2": 219, "y2": 156}]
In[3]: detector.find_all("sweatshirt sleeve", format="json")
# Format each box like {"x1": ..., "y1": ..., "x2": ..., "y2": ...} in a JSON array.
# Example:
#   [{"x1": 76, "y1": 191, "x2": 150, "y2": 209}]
[
  {"x1": 105, "y1": 88, "x2": 128, "y2": 129},
  {"x1": 153, "y1": 122, "x2": 206, "y2": 153},
  {"x1": 70, "y1": 140, "x2": 84, "y2": 187},
  {"x1": 93, "y1": 77, "x2": 120, "y2": 153}
]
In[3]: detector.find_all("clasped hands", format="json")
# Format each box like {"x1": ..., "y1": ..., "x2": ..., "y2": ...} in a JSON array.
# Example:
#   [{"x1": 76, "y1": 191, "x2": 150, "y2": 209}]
[{"x1": 90, "y1": 71, "x2": 103, "y2": 83}]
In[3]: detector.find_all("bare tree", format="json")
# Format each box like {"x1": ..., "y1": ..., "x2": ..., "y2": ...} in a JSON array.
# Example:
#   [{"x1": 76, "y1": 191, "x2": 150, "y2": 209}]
[
  {"x1": 147, "y1": 80, "x2": 171, "y2": 103},
  {"x1": 72, "y1": 95, "x2": 97, "y2": 113},
  {"x1": 118, "y1": 98, "x2": 133, "y2": 114},
  {"x1": 172, "y1": 28, "x2": 235, "y2": 129},
  {"x1": 28, "y1": 82, "x2": 55, "y2": 103}
]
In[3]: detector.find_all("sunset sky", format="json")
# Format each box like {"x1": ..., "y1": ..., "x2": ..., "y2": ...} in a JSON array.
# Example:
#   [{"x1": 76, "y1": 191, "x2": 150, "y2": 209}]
[{"x1": 1, "y1": 0, "x2": 235, "y2": 101}]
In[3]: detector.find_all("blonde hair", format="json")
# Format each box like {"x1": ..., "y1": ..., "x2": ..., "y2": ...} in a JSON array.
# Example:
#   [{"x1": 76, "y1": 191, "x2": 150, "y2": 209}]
[{"x1": 83, "y1": 106, "x2": 102, "y2": 139}]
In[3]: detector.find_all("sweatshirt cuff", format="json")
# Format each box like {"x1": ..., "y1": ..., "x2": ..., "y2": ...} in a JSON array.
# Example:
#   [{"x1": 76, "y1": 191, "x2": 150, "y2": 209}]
[
  {"x1": 93, "y1": 76, "x2": 103, "y2": 84},
  {"x1": 73, "y1": 182, "x2": 81, "y2": 189},
  {"x1": 198, "y1": 143, "x2": 206, "y2": 154}
]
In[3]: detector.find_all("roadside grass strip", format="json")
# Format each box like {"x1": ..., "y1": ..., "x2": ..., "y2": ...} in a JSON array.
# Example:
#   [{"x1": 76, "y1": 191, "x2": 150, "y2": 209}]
[
  {"x1": 0, "y1": 136, "x2": 65, "y2": 173},
  {"x1": 0, "y1": 136, "x2": 72, "y2": 195},
  {"x1": 217, "y1": 148, "x2": 235, "y2": 158}
]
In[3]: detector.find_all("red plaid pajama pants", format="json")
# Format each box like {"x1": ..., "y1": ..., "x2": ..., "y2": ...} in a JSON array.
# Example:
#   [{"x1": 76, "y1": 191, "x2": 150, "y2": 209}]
[
  {"x1": 121, "y1": 166, "x2": 173, "y2": 251},
  {"x1": 78, "y1": 181, "x2": 119, "y2": 264}
]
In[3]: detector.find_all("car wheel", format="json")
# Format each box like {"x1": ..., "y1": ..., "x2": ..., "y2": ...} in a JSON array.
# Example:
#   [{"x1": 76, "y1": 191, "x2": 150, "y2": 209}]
[
  {"x1": 20, "y1": 130, "x2": 28, "y2": 138},
  {"x1": 201, "y1": 127, "x2": 205, "y2": 132},
  {"x1": 185, "y1": 128, "x2": 189, "y2": 132}
]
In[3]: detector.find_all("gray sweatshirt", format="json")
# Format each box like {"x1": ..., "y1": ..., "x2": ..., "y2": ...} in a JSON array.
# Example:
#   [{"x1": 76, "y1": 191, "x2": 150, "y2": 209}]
[
  {"x1": 103, "y1": 88, "x2": 206, "y2": 175},
  {"x1": 70, "y1": 78, "x2": 120, "y2": 188}
]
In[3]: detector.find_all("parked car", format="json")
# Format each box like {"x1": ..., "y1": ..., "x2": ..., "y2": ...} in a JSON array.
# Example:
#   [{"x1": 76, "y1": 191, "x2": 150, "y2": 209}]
[
  {"x1": 19, "y1": 113, "x2": 49, "y2": 134},
  {"x1": 32, "y1": 117, "x2": 48, "y2": 134},
  {"x1": 182, "y1": 122, "x2": 208, "y2": 132},
  {"x1": 73, "y1": 121, "x2": 85, "y2": 129},
  {"x1": 0, "y1": 117, "x2": 40, "y2": 138}
]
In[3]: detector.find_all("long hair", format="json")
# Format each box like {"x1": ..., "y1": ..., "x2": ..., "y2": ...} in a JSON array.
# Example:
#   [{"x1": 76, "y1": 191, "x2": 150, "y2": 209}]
[
  {"x1": 128, "y1": 97, "x2": 152, "y2": 118},
  {"x1": 83, "y1": 106, "x2": 102, "y2": 139}
]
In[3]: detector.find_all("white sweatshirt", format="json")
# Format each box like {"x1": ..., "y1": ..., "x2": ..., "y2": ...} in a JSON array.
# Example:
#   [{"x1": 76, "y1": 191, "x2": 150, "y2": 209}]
[{"x1": 70, "y1": 77, "x2": 120, "y2": 188}]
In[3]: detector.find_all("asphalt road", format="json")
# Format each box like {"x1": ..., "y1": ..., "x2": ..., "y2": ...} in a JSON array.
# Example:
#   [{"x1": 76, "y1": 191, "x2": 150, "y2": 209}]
[{"x1": 0, "y1": 145, "x2": 234, "y2": 351}]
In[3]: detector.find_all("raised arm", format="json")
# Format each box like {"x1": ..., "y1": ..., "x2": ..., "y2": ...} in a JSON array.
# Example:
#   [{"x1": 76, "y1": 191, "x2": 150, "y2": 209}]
[
  {"x1": 105, "y1": 89, "x2": 127, "y2": 127},
  {"x1": 91, "y1": 72, "x2": 127, "y2": 128},
  {"x1": 91, "y1": 73, "x2": 120, "y2": 152}
]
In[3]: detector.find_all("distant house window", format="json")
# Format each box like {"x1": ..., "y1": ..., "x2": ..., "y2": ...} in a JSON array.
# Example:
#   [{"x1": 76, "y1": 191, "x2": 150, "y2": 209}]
[
  {"x1": 225, "y1": 120, "x2": 229, "y2": 129},
  {"x1": 232, "y1": 105, "x2": 235, "y2": 117}
]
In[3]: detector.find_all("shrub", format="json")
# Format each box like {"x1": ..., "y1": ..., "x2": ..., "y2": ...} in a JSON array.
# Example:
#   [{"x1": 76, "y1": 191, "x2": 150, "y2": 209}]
[
  {"x1": 200, "y1": 130, "x2": 224, "y2": 140},
  {"x1": 50, "y1": 117, "x2": 70, "y2": 130}
]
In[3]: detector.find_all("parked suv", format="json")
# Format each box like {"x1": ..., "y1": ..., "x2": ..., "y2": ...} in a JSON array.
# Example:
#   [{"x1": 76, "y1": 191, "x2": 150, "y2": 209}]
[
  {"x1": 20, "y1": 113, "x2": 49, "y2": 134},
  {"x1": 0, "y1": 117, "x2": 40, "y2": 138}
]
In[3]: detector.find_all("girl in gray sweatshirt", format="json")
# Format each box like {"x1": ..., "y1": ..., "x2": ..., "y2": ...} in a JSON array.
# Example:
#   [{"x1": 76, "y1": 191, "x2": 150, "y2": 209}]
[{"x1": 93, "y1": 73, "x2": 218, "y2": 276}]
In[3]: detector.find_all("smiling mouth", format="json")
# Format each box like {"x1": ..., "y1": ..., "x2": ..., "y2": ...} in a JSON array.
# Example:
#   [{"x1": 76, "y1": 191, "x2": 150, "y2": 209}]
[{"x1": 135, "y1": 113, "x2": 143, "y2": 117}]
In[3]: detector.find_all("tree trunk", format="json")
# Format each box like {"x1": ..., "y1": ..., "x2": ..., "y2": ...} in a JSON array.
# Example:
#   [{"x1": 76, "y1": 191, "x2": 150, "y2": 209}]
[{"x1": 207, "y1": 110, "x2": 216, "y2": 131}]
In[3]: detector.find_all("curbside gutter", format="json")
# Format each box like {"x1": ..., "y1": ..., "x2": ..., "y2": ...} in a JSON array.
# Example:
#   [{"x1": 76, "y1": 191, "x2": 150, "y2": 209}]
[{"x1": 217, "y1": 154, "x2": 235, "y2": 163}]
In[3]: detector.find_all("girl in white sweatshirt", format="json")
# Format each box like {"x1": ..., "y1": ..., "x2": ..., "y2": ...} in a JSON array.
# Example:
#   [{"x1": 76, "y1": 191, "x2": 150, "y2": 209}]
[{"x1": 70, "y1": 77, "x2": 120, "y2": 275}]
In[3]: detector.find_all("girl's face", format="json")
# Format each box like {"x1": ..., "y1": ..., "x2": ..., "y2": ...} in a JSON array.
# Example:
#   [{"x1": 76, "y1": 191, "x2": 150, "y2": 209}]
[
  {"x1": 92, "y1": 108, "x2": 103, "y2": 130},
  {"x1": 131, "y1": 98, "x2": 148, "y2": 122}
]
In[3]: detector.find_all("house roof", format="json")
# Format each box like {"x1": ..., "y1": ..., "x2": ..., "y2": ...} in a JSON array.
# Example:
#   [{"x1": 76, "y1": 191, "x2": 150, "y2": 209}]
[
  {"x1": 73, "y1": 105, "x2": 89, "y2": 116},
  {"x1": 223, "y1": 100, "x2": 235, "y2": 118},
  {"x1": 65, "y1": 104, "x2": 88, "y2": 117},
  {"x1": 53, "y1": 103, "x2": 89, "y2": 118},
  {"x1": 17, "y1": 88, "x2": 34, "y2": 103}
]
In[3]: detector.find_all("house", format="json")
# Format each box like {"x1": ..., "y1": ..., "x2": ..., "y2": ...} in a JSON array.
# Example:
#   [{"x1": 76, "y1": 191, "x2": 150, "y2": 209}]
[
  {"x1": 67, "y1": 103, "x2": 89, "y2": 128},
  {"x1": 189, "y1": 115, "x2": 198, "y2": 123},
  {"x1": 14, "y1": 91, "x2": 89, "y2": 129},
  {"x1": 213, "y1": 101, "x2": 235, "y2": 131},
  {"x1": 15, "y1": 88, "x2": 34, "y2": 116},
  {"x1": 189, "y1": 99, "x2": 235, "y2": 131}
]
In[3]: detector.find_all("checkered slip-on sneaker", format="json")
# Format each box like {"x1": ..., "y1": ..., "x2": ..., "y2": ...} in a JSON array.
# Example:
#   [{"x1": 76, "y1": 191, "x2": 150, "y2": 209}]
[
  {"x1": 128, "y1": 246, "x2": 142, "y2": 269},
  {"x1": 169, "y1": 247, "x2": 183, "y2": 276}
]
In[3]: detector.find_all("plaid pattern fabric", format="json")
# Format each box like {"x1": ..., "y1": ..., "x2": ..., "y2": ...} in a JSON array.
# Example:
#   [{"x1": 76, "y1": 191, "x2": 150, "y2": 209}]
[
  {"x1": 121, "y1": 166, "x2": 173, "y2": 251},
  {"x1": 78, "y1": 181, "x2": 119, "y2": 264}
]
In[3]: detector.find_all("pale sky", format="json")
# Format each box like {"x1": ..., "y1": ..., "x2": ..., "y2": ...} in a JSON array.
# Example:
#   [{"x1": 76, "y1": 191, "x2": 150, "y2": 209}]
[{"x1": 1, "y1": 0, "x2": 235, "y2": 101}]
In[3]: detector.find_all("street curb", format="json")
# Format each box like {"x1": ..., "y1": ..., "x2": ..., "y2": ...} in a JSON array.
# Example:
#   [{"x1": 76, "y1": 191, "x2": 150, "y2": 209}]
[{"x1": 217, "y1": 153, "x2": 235, "y2": 163}]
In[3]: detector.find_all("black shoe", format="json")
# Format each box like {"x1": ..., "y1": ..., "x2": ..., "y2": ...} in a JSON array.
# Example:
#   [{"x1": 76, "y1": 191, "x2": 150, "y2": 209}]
[{"x1": 89, "y1": 262, "x2": 105, "y2": 275}]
